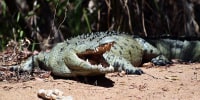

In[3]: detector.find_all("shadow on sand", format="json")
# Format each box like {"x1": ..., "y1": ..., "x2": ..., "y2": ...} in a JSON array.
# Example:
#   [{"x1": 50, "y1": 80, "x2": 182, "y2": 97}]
[{"x1": 54, "y1": 75, "x2": 115, "y2": 88}]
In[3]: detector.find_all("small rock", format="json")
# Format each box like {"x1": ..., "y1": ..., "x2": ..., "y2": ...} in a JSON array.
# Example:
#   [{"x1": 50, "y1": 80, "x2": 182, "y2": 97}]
[
  {"x1": 38, "y1": 89, "x2": 73, "y2": 100},
  {"x1": 142, "y1": 62, "x2": 154, "y2": 68}
]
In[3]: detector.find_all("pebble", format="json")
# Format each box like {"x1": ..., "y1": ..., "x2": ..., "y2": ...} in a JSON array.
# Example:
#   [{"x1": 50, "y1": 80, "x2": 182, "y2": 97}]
[{"x1": 38, "y1": 89, "x2": 73, "y2": 100}]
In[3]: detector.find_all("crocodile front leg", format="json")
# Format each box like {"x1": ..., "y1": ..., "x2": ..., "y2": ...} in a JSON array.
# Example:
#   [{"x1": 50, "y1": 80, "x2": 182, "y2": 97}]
[{"x1": 103, "y1": 52, "x2": 144, "y2": 75}]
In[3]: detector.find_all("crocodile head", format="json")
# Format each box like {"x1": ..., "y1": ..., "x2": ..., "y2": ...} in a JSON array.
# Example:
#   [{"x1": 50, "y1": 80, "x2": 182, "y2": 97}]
[{"x1": 63, "y1": 32, "x2": 144, "y2": 75}]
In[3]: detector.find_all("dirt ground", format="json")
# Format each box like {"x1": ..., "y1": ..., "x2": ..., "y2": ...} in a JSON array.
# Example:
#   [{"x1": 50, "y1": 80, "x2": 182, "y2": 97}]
[{"x1": 0, "y1": 63, "x2": 200, "y2": 100}]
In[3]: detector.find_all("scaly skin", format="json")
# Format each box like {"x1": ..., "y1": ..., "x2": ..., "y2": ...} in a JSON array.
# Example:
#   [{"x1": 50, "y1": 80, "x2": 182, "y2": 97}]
[
  {"x1": 16, "y1": 31, "x2": 150, "y2": 77},
  {"x1": 14, "y1": 31, "x2": 200, "y2": 77},
  {"x1": 148, "y1": 39, "x2": 200, "y2": 63}
]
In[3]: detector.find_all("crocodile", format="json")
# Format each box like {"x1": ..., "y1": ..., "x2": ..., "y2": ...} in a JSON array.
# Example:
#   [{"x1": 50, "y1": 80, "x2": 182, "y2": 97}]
[{"x1": 10, "y1": 31, "x2": 200, "y2": 77}]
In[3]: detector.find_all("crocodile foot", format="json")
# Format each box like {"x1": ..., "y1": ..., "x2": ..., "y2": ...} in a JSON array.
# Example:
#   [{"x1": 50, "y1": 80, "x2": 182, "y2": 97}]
[
  {"x1": 125, "y1": 69, "x2": 144, "y2": 75},
  {"x1": 151, "y1": 55, "x2": 172, "y2": 66}
]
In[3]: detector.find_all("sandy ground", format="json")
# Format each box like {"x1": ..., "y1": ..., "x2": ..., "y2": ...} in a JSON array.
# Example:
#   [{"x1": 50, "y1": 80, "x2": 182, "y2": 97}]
[{"x1": 0, "y1": 63, "x2": 200, "y2": 100}]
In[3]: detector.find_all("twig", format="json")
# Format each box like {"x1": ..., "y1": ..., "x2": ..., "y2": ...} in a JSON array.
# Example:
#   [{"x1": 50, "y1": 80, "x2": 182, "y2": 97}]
[
  {"x1": 141, "y1": 0, "x2": 147, "y2": 36},
  {"x1": 58, "y1": 2, "x2": 68, "y2": 31},
  {"x1": 97, "y1": 9, "x2": 100, "y2": 31},
  {"x1": 144, "y1": 72, "x2": 165, "y2": 80},
  {"x1": 105, "y1": 0, "x2": 111, "y2": 29},
  {"x1": 120, "y1": 0, "x2": 133, "y2": 33}
]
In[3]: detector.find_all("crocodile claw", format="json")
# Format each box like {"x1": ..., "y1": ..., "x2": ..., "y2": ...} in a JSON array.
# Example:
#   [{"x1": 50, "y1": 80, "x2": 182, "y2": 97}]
[
  {"x1": 125, "y1": 69, "x2": 144, "y2": 75},
  {"x1": 134, "y1": 69, "x2": 144, "y2": 75},
  {"x1": 151, "y1": 55, "x2": 172, "y2": 66}
]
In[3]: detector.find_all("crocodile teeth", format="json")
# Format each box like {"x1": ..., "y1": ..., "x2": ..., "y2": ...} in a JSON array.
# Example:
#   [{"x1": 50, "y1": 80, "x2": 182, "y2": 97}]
[
  {"x1": 95, "y1": 48, "x2": 99, "y2": 52},
  {"x1": 98, "y1": 65, "x2": 114, "y2": 72},
  {"x1": 86, "y1": 59, "x2": 89, "y2": 62},
  {"x1": 97, "y1": 64, "x2": 102, "y2": 67}
]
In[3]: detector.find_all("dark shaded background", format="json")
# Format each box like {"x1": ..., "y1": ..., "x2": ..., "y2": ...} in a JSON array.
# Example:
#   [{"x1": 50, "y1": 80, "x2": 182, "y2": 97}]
[{"x1": 0, "y1": 0, "x2": 200, "y2": 51}]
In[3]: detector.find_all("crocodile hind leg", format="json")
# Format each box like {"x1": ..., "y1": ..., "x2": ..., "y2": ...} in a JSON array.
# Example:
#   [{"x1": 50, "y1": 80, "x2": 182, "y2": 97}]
[
  {"x1": 135, "y1": 38, "x2": 172, "y2": 66},
  {"x1": 151, "y1": 55, "x2": 172, "y2": 66},
  {"x1": 103, "y1": 53, "x2": 144, "y2": 75}
]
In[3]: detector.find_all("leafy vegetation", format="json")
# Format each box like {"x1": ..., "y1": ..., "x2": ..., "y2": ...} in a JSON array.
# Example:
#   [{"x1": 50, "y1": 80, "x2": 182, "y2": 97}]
[{"x1": 0, "y1": 0, "x2": 200, "y2": 51}]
